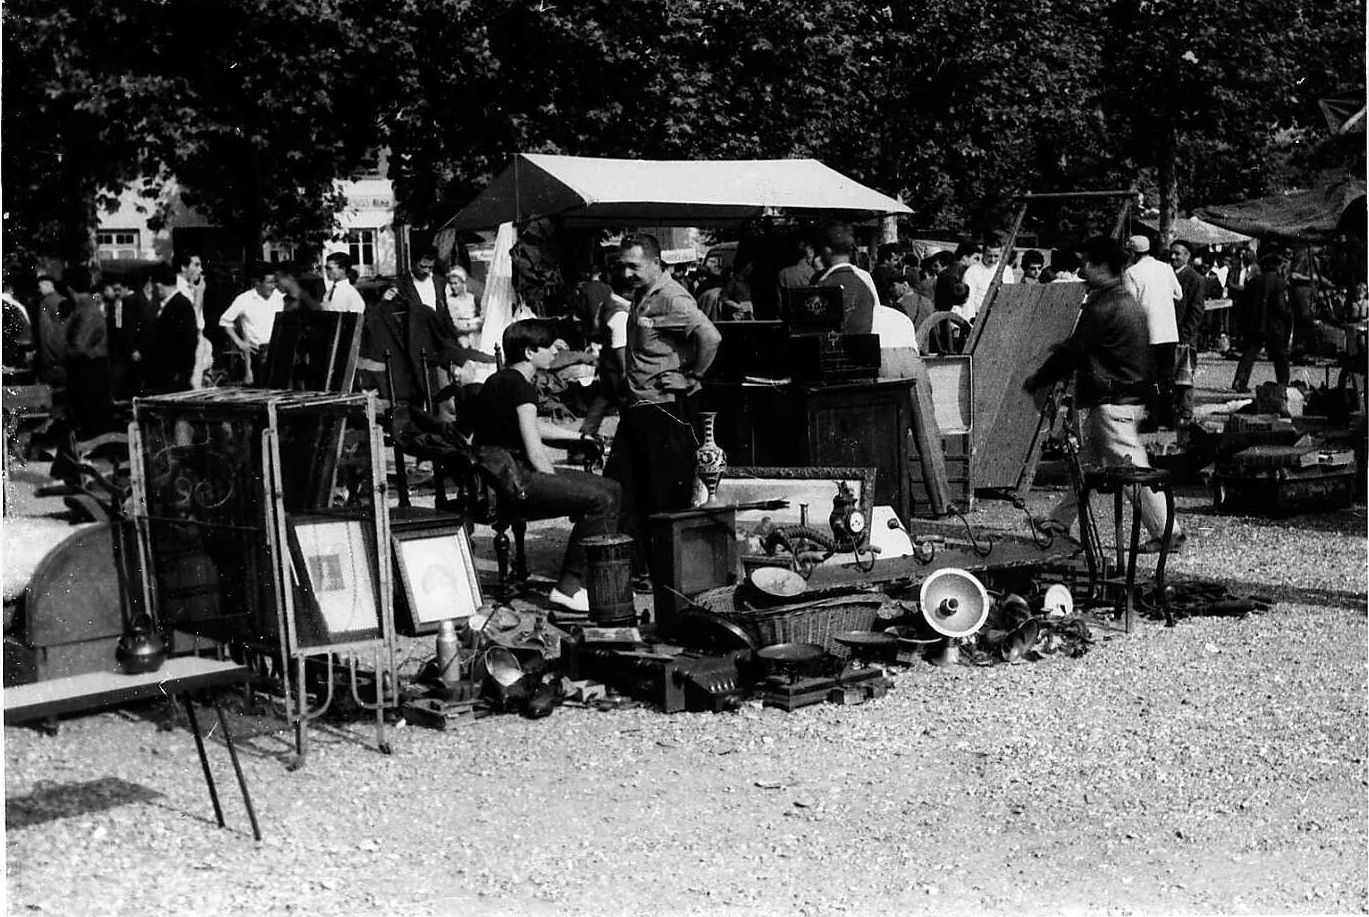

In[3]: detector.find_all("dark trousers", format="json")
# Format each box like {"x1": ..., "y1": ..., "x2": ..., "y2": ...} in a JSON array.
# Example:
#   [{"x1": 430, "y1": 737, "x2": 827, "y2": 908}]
[
  {"x1": 520, "y1": 467, "x2": 621, "y2": 594},
  {"x1": 604, "y1": 395, "x2": 701, "y2": 576},
  {"x1": 1150, "y1": 343, "x2": 1176, "y2": 427},
  {"x1": 1233, "y1": 329, "x2": 1291, "y2": 390},
  {"x1": 66, "y1": 357, "x2": 114, "y2": 438}
]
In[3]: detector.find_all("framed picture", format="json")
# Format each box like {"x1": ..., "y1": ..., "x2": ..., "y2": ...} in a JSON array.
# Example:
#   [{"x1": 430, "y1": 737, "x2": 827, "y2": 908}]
[
  {"x1": 713, "y1": 466, "x2": 877, "y2": 550},
  {"x1": 286, "y1": 514, "x2": 382, "y2": 650},
  {"x1": 391, "y1": 525, "x2": 483, "y2": 637},
  {"x1": 263, "y1": 311, "x2": 364, "y2": 393}
]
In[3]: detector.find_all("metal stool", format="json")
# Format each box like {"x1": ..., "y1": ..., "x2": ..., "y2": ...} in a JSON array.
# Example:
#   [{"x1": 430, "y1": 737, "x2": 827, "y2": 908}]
[{"x1": 1079, "y1": 463, "x2": 1176, "y2": 630}]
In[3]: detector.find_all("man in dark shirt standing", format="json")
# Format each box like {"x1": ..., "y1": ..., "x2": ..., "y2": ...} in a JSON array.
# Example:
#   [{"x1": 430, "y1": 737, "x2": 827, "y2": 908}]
[
  {"x1": 1231, "y1": 253, "x2": 1291, "y2": 393},
  {"x1": 62, "y1": 267, "x2": 114, "y2": 436},
  {"x1": 1023, "y1": 235, "x2": 1185, "y2": 553},
  {"x1": 1170, "y1": 240, "x2": 1207, "y2": 425},
  {"x1": 605, "y1": 232, "x2": 721, "y2": 585}
]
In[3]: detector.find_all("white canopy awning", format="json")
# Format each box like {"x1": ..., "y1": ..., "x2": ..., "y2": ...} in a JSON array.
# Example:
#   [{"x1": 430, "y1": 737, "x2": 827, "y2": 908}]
[{"x1": 441, "y1": 154, "x2": 912, "y2": 231}]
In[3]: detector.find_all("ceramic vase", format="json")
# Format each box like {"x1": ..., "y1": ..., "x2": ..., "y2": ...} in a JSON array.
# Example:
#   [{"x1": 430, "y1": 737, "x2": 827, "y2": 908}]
[{"x1": 694, "y1": 412, "x2": 727, "y2": 503}]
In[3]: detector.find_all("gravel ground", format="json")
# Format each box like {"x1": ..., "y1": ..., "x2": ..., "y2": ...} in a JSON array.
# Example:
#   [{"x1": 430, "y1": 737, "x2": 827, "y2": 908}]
[{"x1": 5, "y1": 355, "x2": 1367, "y2": 916}]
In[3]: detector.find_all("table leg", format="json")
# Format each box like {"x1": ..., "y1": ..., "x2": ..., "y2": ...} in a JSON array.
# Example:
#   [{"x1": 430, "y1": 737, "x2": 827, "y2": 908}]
[
  {"x1": 1157, "y1": 486, "x2": 1176, "y2": 628},
  {"x1": 181, "y1": 695, "x2": 225, "y2": 829},
  {"x1": 1124, "y1": 498, "x2": 1143, "y2": 635},
  {"x1": 214, "y1": 702, "x2": 262, "y2": 842},
  {"x1": 1080, "y1": 484, "x2": 1101, "y2": 601}
]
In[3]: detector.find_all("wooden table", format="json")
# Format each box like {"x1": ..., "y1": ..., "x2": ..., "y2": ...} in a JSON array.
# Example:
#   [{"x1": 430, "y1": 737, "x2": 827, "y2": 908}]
[{"x1": 4, "y1": 656, "x2": 262, "y2": 841}]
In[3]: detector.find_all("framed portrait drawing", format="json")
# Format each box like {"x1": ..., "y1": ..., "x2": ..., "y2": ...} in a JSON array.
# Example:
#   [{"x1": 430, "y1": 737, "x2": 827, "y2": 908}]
[
  {"x1": 391, "y1": 525, "x2": 483, "y2": 637},
  {"x1": 286, "y1": 515, "x2": 382, "y2": 650}
]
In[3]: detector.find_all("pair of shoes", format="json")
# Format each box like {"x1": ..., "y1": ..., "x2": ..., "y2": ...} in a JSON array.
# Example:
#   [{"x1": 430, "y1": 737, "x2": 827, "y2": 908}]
[
  {"x1": 549, "y1": 587, "x2": 589, "y2": 613},
  {"x1": 1137, "y1": 532, "x2": 1187, "y2": 554},
  {"x1": 631, "y1": 574, "x2": 653, "y2": 594}
]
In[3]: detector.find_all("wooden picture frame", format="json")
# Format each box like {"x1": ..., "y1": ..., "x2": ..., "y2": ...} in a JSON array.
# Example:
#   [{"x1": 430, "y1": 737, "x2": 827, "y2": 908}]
[
  {"x1": 391, "y1": 525, "x2": 483, "y2": 637},
  {"x1": 286, "y1": 514, "x2": 382, "y2": 650},
  {"x1": 263, "y1": 311, "x2": 364, "y2": 393},
  {"x1": 713, "y1": 465, "x2": 877, "y2": 547}
]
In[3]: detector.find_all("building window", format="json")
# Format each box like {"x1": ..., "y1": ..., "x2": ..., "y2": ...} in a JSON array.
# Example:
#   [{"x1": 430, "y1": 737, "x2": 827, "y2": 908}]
[
  {"x1": 347, "y1": 229, "x2": 376, "y2": 275},
  {"x1": 95, "y1": 229, "x2": 140, "y2": 261},
  {"x1": 263, "y1": 241, "x2": 297, "y2": 264}
]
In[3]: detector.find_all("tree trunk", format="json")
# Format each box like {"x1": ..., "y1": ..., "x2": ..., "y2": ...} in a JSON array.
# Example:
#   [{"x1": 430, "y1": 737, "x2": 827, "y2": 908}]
[{"x1": 1157, "y1": 128, "x2": 1180, "y2": 249}]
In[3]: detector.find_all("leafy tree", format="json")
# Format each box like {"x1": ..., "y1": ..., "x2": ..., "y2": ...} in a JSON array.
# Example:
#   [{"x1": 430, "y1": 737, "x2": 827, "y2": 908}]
[{"x1": 3, "y1": 0, "x2": 385, "y2": 267}]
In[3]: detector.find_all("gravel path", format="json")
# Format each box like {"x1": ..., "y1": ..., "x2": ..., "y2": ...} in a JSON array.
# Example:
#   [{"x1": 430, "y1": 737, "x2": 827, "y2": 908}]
[{"x1": 6, "y1": 486, "x2": 1365, "y2": 916}]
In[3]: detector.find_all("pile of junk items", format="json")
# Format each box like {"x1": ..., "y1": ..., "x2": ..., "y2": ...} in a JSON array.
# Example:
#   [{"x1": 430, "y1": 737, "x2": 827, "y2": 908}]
[
  {"x1": 4, "y1": 385, "x2": 1287, "y2": 768},
  {"x1": 0, "y1": 393, "x2": 1102, "y2": 744}
]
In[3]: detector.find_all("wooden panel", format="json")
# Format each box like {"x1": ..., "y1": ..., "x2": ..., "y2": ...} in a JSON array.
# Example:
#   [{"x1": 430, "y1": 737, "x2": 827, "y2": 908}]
[{"x1": 969, "y1": 283, "x2": 1083, "y2": 490}]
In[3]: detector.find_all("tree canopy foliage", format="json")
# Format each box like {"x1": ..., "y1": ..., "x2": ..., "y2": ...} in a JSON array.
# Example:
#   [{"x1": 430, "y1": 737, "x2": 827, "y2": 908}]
[{"x1": 3, "y1": 0, "x2": 1363, "y2": 265}]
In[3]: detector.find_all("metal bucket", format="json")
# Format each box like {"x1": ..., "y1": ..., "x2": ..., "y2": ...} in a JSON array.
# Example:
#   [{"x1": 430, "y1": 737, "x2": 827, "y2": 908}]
[{"x1": 583, "y1": 534, "x2": 636, "y2": 626}]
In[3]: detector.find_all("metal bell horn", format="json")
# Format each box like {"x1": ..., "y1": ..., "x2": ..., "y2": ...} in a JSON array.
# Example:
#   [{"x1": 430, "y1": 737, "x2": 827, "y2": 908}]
[{"x1": 918, "y1": 568, "x2": 990, "y2": 638}]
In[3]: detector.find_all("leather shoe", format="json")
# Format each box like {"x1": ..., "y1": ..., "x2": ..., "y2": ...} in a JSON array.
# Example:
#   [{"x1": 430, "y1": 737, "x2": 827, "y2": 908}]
[{"x1": 549, "y1": 587, "x2": 589, "y2": 613}]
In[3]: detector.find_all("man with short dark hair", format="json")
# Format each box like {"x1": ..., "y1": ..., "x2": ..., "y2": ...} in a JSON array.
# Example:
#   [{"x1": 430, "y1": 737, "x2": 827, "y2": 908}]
[
  {"x1": 146, "y1": 263, "x2": 199, "y2": 393},
  {"x1": 1231, "y1": 253, "x2": 1291, "y2": 392},
  {"x1": 1023, "y1": 236, "x2": 1184, "y2": 553},
  {"x1": 1124, "y1": 234, "x2": 1182, "y2": 428},
  {"x1": 1021, "y1": 250, "x2": 1046, "y2": 284},
  {"x1": 321, "y1": 252, "x2": 365, "y2": 312},
  {"x1": 815, "y1": 222, "x2": 877, "y2": 334},
  {"x1": 934, "y1": 242, "x2": 980, "y2": 313},
  {"x1": 961, "y1": 240, "x2": 1015, "y2": 322},
  {"x1": 103, "y1": 278, "x2": 144, "y2": 399},
  {"x1": 777, "y1": 238, "x2": 817, "y2": 289},
  {"x1": 872, "y1": 242, "x2": 904, "y2": 306},
  {"x1": 606, "y1": 232, "x2": 722, "y2": 585},
  {"x1": 34, "y1": 274, "x2": 69, "y2": 385},
  {"x1": 63, "y1": 266, "x2": 114, "y2": 435},
  {"x1": 1169, "y1": 240, "x2": 1207, "y2": 424},
  {"x1": 219, "y1": 262, "x2": 283, "y2": 384},
  {"x1": 173, "y1": 251, "x2": 213, "y2": 390}
]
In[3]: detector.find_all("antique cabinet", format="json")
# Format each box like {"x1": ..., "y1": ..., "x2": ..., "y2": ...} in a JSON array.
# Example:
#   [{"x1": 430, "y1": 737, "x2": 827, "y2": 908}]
[{"x1": 703, "y1": 380, "x2": 917, "y2": 519}]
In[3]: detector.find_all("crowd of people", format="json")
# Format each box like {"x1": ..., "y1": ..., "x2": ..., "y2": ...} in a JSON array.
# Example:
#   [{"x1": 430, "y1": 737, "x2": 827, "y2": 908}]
[
  {"x1": 6, "y1": 220, "x2": 1363, "y2": 611},
  {"x1": 0, "y1": 247, "x2": 498, "y2": 442}
]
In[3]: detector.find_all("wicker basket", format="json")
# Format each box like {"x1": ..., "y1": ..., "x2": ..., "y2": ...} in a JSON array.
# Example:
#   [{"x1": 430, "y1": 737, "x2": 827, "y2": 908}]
[{"x1": 693, "y1": 585, "x2": 888, "y2": 655}]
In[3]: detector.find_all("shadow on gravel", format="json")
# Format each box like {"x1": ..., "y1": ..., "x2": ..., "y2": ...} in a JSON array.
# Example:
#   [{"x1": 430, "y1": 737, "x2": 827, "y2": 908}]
[
  {"x1": 6, "y1": 777, "x2": 163, "y2": 829},
  {"x1": 1185, "y1": 503, "x2": 1367, "y2": 534},
  {"x1": 1231, "y1": 582, "x2": 1369, "y2": 612}
]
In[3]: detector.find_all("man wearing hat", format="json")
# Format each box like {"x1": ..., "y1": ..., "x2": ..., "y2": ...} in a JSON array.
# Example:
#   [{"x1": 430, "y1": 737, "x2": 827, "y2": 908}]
[{"x1": 1123, "y1": 234, "x2": 1182, "y2": 428}]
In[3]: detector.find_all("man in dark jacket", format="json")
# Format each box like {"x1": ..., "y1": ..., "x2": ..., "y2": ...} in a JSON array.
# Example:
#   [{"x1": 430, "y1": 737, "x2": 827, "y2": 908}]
[
  {"x1": 1231, "y1": 253, "x2": 1290, "y2": 392},
  {"x1": 145, "y1": 262, "x2": 199, "y2": 393},
  {"x1": 1169, "y1": 240, "x2": 1207, "y2": 424},
  {"x1": 103, "y1": 277, "x2": 144, "y2": 399},
  {"x1": 1023, "y1": 235, "x2": 1184, "y2": 553},
  {"x1": 62, "y1": 266, "x2": 114, "y2": 436}
]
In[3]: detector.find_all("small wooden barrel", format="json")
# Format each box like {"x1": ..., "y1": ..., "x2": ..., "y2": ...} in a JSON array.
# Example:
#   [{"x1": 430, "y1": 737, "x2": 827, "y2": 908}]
[{"x1": 583, "y1": 534, "x2": 636, "y2": 626}]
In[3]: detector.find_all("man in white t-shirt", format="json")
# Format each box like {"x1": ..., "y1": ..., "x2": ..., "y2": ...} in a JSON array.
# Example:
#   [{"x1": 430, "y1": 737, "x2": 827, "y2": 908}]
[
  {"x1": 1123, "y1": 234, "x2": 1182, "y2": 427},
  {"x1": 321, "y1": 252, "x2": 366, "y2": 313},
  {"x1": 960, "y1": 241, "x2": 1016, "y2": 323},
  {"x1": 219, "y1": 262, "x2": 284, "y2": 383}
]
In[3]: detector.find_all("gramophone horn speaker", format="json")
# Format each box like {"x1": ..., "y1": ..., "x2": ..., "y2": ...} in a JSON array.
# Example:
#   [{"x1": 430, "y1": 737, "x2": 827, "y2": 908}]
[
  {"x1": 918, "y1": 568, "x2": 990, "y2": 638},
  {"x1": 484, "y1": 647, "x2": 524, "y2": 687}
]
